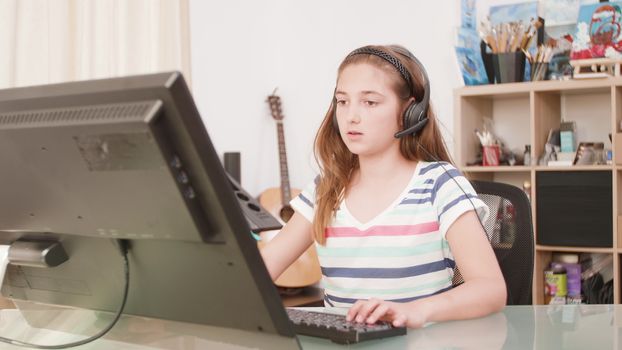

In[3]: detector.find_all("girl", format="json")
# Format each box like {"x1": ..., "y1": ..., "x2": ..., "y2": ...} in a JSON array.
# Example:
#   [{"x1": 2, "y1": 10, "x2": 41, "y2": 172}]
[{"x1": 260, "y1": 45, "x2": 506, "y2": 329}]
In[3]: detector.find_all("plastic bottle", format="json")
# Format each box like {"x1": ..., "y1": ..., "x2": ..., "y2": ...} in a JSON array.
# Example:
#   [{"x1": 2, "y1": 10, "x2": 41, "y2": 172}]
[
  {"x1": 523, "y1": 181, "x2": 531, "y2": 201},
  {"x1": 552, "y1": 263, "x2": 568, "y2": 299},
  {"x1": 544, "y1": 269, "x2": 555, "y2": 304},
  {"x1": 523, "y1": 145, "x2": 531, "y2": 166}
]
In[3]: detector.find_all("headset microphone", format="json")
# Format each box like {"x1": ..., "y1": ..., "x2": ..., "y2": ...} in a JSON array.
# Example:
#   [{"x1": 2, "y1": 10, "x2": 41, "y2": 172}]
[{"x1": 394, "y1": 115, "x2": 428, "y2": 138}]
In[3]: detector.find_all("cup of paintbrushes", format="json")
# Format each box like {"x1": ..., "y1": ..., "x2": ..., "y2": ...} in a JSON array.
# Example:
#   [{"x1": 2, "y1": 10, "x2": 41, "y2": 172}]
[
  {"x1": 530, "y1": 61, "x2": 548, "y2": 81},
  {"x1": 525, "y1": 46, "x2": 552, "y2": 81},
  {"x1": 492, "y1": 51, "x2": 526, "y2": 83}
]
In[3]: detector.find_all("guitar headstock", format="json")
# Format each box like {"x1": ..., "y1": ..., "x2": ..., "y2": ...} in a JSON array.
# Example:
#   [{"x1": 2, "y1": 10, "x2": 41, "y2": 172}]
[{"x1": 266, "y1": 92, "x2": 284, "y2": 121}]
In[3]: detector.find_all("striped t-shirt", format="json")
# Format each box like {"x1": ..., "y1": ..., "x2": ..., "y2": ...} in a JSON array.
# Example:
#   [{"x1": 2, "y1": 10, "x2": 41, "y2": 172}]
[{"x1": 289, "y1": 161, "x2": 489, "y2": 307}]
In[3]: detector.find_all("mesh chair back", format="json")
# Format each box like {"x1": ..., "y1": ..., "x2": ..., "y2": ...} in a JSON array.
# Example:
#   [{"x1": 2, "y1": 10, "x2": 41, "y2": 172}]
[{"x1": 453, "y1": 180, "x2": 534, "y2": 305}]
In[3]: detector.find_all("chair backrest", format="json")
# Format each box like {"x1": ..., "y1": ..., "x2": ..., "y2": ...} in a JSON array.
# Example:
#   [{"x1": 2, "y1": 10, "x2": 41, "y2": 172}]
[{"x1": 454, "y1": 180, "x2": 534, "y2": 305}]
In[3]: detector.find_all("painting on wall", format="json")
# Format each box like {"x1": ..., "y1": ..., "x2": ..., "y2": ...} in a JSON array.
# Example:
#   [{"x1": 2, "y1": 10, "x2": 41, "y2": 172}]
[
  {"x1": 455, "y1": 47, "x2": 489, "y2": 85},
  {"x1": 461, "y1": 0, "x2": 477, "y2": 29},
  {"x1": 571, "y1": 2, "x2": 622, "y2": 59},
  {"x1": 489, "y1": 1, "x2": 538, "y2": 25},
  {"x1": 541, "y1": 0, "x2": 582, "y2": 26}
]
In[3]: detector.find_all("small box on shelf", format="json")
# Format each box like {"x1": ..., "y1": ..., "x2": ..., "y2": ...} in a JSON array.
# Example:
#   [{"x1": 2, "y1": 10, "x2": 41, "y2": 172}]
[
  {"x1": 549, "y1": 151, "x2": 575, "y2": 167},
  {"x1": 560, "y1": 121, "x2": 576, "y2": 153}
]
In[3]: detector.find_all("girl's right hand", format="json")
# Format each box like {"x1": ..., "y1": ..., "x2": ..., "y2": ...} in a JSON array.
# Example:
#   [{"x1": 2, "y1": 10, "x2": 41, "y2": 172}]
[{"x1": 346, "y1": 298, "x2": 428, "y2": 328}]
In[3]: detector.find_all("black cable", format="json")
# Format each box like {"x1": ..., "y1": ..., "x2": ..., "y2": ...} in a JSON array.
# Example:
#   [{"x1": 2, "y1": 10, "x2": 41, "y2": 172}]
[{"x1": 0, "y1": 239, "x2": 131, "y2": 349}]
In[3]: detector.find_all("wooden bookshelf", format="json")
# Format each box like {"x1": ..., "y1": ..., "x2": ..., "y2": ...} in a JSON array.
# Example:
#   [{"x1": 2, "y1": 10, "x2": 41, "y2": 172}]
[{"x1": 455, "y1": 78, "x2": 622, "y2": 305}]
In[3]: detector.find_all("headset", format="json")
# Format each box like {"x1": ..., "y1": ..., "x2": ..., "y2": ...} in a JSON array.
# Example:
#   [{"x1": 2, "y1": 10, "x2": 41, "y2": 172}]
[{"x1": 332, "y1": 45, "x2": 430, "y2": 138}]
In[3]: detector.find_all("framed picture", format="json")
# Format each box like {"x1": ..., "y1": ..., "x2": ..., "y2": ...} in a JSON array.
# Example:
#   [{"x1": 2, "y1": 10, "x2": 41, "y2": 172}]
[
  {"x1": 489, "y1": 1, "x2": 538, "y2": 26},
  {"x1": 456, "y1": 27, "x2": 481, "y2": 50},
  {"x1": 573, "y1": 142, "x2": 605, "y2": 165},
  {"x1": 570, "y1": 2, "x2": 622, "y2": 59},
  {"x1": 455, "y1": 47, "x2": 489, "y2": 85},
  {"x1": 541, "y1": 0, "x2": 582, "y2": 26},
  {"x1": 461, "y1": 0, "x2": 477, "y2": 29}
]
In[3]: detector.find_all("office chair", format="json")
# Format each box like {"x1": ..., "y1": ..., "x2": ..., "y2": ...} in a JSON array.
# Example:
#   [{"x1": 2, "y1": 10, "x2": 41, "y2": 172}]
[{"x1": 453, "y1": 180, "x2": 534, "y2": 305}]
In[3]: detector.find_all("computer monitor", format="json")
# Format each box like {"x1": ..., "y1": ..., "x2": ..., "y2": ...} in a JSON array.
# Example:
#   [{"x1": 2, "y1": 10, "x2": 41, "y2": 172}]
[{"x1": 0, "y1": 72, "x2": 300, "y2": 348}]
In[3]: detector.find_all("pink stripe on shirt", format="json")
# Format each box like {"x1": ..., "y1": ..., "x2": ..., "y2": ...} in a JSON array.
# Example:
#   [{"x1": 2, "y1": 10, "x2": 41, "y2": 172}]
[{"x1": 325, "y1": 222, "x2": 440, "y2": 238}]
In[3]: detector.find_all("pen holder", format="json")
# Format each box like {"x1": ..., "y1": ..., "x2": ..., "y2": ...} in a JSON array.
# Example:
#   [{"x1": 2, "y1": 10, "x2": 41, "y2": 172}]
[
  {"x1": 492, "y1": 51, "x2": 526, "y2": 84},
  {"x1": 482, "y1": 145, "x2": 500, "y2": 166},
  {"x1": 480, "y1": 41, "x2": 495, "y2": 84}
]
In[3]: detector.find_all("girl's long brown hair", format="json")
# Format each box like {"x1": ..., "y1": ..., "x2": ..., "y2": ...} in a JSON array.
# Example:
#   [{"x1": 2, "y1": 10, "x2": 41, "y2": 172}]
[{"x1": 312, "y1": 45, "x2": 453, "y2": 245}]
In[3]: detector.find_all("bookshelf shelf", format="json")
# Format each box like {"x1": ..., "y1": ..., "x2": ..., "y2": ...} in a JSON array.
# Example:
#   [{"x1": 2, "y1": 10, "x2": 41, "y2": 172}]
[
  {"x1": 462, "y1": 166, "x2": 530, "y2": 172},
  {"x1": 535, "y1": 245, "x2": 614, "y2": 254},
  {"x1": 462, "y1": 165, "x2": 613, "y2": 172},
  {"x1": 454, "y1": 78, "x2": 616, "y2": 96},
  {"x1": 534, "y1": 165, "x2": 613, "y2": 171},
  {"x1": 455, "y1": 79, "x2": 622, "y2": 305}
]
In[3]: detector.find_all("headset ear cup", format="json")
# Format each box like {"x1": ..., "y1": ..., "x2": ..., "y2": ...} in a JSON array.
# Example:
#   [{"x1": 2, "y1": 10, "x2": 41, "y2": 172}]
[
  {"x1": 403, "y1": 101, "x2": 419, "y2": 130},
  {"x1": 400, "y1": 101, "x2": 428, "y2": 137}
]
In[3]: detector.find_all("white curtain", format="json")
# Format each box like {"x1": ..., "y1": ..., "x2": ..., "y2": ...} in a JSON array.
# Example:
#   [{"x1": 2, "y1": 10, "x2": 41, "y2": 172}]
[{"x1": 0, "y1": 0, "x2": 191, "y2": 89}]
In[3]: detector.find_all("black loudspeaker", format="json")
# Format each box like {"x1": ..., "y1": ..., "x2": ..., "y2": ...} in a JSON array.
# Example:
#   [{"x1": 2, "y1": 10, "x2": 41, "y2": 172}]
[
  {"x1": 223, "y1": 152, "x2": 241, "y2": 184},
  {"x1": 536, "y1": 171, "x2": 612, "y2": 247}
]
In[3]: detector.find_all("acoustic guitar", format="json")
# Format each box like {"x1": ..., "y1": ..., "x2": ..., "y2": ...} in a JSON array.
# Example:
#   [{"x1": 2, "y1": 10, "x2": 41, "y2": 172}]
[{"x1": 258, "y1": 91, "x2": 321, "y2": 288}]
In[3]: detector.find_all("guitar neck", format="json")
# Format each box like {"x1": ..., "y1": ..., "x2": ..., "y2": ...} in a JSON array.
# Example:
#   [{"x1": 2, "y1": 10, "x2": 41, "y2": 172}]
[{"x1": 276, "y1": 121, "x2": 292, "y2": 204}]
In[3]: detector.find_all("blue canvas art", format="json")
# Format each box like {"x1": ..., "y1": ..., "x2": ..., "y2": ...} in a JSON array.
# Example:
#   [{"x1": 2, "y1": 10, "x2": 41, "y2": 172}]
[
  {"x1": 457, "y1": 27, "x2": 481, "y2": 51},
  {"x1": 455, "y1": 47, "x2": 489, "y2": 85},
  {"x1": 461, "y1": 0, "x2": 477, "y2": 29},
  {"x1": 489, "y1": 1, "x2": 538, "y2": 25},
  {"x1": 541, "y1": 0, "x2": 581, "y2": 26}
]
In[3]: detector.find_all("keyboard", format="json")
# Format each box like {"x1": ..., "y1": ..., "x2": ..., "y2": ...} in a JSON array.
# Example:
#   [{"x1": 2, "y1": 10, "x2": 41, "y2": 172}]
[{"x1": 286, "y1": 308, "x2": 406, "y2": 344}]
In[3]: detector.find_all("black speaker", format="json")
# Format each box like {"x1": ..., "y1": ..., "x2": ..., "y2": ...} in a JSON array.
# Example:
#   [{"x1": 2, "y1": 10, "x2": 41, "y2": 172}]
[
  {"x1": 536, "y1": 171, "x2": 612, "y2": 247},
  {"x1": 223, "y1": 152, "x2": 241, "y2": 184}
]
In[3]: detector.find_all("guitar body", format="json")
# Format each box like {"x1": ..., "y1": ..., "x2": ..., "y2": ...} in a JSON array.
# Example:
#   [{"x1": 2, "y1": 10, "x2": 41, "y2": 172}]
[
  {"x1": 258, "y1": 187, "x2": 322, "y2": 288},
  {"x1": 258, "y1": 91, "x2": 321, "y2": 289}
]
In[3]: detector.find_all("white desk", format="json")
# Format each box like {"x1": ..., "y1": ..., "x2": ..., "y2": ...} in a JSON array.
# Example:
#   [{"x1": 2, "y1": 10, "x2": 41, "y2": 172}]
[{"x1": 0, "y1": 304, "x2": 616, "y2": 349}]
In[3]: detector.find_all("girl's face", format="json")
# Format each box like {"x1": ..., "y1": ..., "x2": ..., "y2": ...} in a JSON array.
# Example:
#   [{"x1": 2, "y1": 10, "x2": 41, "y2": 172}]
[{"x1": 334, "y1": 62, "x2": 404, "y2": 157}]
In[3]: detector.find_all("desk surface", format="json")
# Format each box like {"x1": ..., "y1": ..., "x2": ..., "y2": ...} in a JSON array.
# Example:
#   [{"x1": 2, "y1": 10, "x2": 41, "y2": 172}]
[
  {"x1": 0, "y1": 304, "x2": 618, "y2": 349},
  {"x1": 280, "y1": 286, "x2": 324, "y2": 307}
]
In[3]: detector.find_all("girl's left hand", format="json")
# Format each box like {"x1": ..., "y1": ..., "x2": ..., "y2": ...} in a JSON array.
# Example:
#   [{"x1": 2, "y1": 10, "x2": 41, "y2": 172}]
[{"x1": 345, "y1": 298, "x2": 427, "y2": 328}]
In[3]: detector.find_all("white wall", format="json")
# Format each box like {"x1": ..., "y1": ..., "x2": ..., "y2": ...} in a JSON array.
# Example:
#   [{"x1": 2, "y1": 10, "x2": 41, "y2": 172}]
[{"x1": 189, "y1": 0, "x2": 518, "y2": 196}]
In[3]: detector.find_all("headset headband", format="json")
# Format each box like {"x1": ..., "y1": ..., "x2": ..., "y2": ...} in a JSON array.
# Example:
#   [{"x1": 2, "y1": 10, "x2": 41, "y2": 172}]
[{"x1": 347, "y1": 47, "x2": 414, "y2": 94}]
